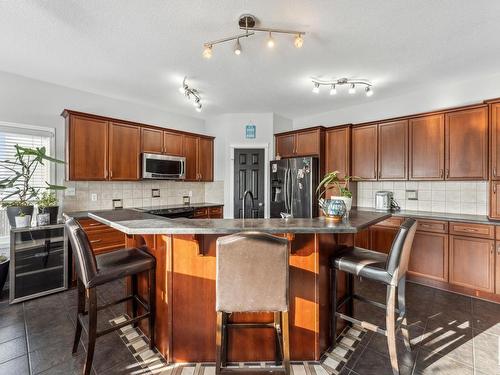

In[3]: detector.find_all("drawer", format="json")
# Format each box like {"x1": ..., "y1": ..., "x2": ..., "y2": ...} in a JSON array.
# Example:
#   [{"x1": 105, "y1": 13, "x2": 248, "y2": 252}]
[
  {"x1": 416, "y1": 220, "x2": 448, "y2": 234},
  {"x1": 85, "y1": 228, "x2": 125, "y2": 254},
  {"x1": 449, "y1": 221, "x2": 495, "y2": 239},
  {"x1": 208, "y1": 206, "x2": 223, "y2": 218},
  {"x1": 374, "y1": 216, "x2": 404, "y2": 228},
  {"x1": 78, "y1": 218, "x2": 107, "y2": 231},
  {"x1": 193, "y1": 207, "x2": 209, "y2": 218}
]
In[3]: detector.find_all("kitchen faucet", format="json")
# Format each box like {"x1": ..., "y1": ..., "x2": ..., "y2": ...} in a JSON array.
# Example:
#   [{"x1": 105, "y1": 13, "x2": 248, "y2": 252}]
[{"x1": 242, "y1": 190, "x2": 255, "y2": 219}]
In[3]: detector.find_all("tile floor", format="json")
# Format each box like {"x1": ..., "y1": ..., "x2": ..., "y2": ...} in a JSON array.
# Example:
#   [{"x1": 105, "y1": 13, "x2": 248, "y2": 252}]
[{"x1": 0, "y1": 279, "x2": 499, "y2": 374}]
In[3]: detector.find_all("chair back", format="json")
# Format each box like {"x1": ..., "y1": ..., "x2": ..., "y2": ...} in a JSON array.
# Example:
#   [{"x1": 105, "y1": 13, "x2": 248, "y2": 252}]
[
  {"x1": 64, "y1": 216, "x2": 99, "y2": 288},
  {"x1": 386, "y1": 218, "x2": 417, "y2": 284},
  {"x1": 216, "y1": 232, "x2": 289, "y2": 313}
]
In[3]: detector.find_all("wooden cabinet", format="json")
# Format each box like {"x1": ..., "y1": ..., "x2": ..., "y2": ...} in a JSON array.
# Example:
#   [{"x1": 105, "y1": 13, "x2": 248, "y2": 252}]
[
  {"x1": 109, "y1": 122, "x2": 141, "y2": 180},
  {"x1": 370, "y1": 226, "x2": 398, "y2": 254},
  {"x1": 66, "y1": 114, "x2": 109, "y2": 180},
  {"x1": 208, "y1": 206, "x2": 223, "y2": 219},
  {"x1": 275, "y1": 128, "x2": 323, "y2": 158},
  {"x1": 141, "y1": 127, "x2": 164, "y2": 154},
  {"x1": 445, "y1": 107, "x2": 488, "y2": 180},
  {"x1": 77, "y1": 218, "x2": 125, "y2": 254},
  {"x1": 325, "y1": 126, "x2": 350, "y2": 178},
  {"x1": 490, "y1": 102, "x2": 500, "y2": 180},
  {"x1": 496, "y1": 242, "x2": 500, "y2": 294},
  {"x1": 449, "y1": 235, "x2": 495, "y2": 293},
  {"x1": 183, "y1": 136, "x2": 214, "y2": 181},
  {"x1": 490, "y1": 181, "x2": 500, "y2": 220},
  {"x1": 183, "y1": 135, "x2": 198, "y2": 181},
  {"x1": 408, "y1": 228, "x2": 448, "y2": 282},
  {"x1": 409, "y1": 114, "x2": 445, "y2": 180},
  {"x1": 449, "y1": 221, "x2": 494, "y2": 239},
  {"x1": 378, "y1": 120, "x2": 408, "y2": 180},
  {"x1": 275, "y1": 134, "x2": 296, "y2": 158},
  {"x1": 193, "y1": 207, "x2": 209, "y2": 218},
  {"x1": 351, "y1": 125, "x2": 378, "y2": 180},
  {"x1": 164, "y1": 131, "x2": 184, "y2": 156}
]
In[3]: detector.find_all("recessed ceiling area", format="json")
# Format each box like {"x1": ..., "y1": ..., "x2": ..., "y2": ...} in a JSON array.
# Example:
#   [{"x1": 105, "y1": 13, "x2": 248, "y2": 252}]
[{"x1": 0, "y1": 0, "x2": 499, "y2": 120}]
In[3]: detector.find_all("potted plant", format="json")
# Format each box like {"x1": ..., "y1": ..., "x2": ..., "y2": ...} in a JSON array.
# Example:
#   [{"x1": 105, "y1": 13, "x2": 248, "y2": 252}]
[
  {"x1": 0, "y1": 255, "x2": 9, "y2": 298},
  {"x1": 0, "y1": 145, "x2": 66, "y2": 227},
  {"x1": 316, "y1": 171, "x2": 356, "y2": 220},
  {"x1": 36, "y1": 191, "x2": 60, "y2": 225},
  {"x1": 14, "y1": 210, "x2": 31, "y2": 228}
]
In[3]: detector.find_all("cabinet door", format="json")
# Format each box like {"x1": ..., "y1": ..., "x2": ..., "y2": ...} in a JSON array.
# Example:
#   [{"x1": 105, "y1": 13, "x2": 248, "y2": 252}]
[
  {"x1": 352, "y1": 125, "x2": 378, "y2": 180},
  {"x1": 408, "y1": 232, "x2": 448, "y2": 282},
  {"x1": 445, "y1": 107, "x2": 488, "y2": 180},
  {"x1": 109, "y1": 122, "x2": 141, "y2": 180},
  {"x1": 325, "y1": 127, "x2": 350, "y2": 179},
  {"x1": 370, "y1": 226, "x2": 398, "y2": 254},
  {"x1": 496, "y1": 242, "x2": 500, "y2": 295},
  {"x1": 378, "y1": 120, "x2": 408, "y2": 180},
  {"x1": 489, "y1": 181, "x2": 500, "y2": 220},
  {"x1": 183, "y1": 135, "x2": 199, "y2": 181},
  {"x1": 449, "y1": 235, "x2": 494, "y2": 293},
  {"x1": 409, "y1": 115, "x2": 445, "y2": 180},
  {"x1": 275, "y1": 134, "x2": 296, "y2": 158},
  {"x1": 141, "y1": 127, "x2": 163, "y2": 154},
  {"x1": 491, "y1": 103, "x2": 500, "y2": 180},
  {"x1": 164, "y1": 131, "x2": 184, "y2": 156},
  {"x1": 68, "y1": 115, "x2": 108, "y2": 180},
  {"x1": 198, "y1": 137, "x2": 214, "y2": 181},
  {"x1": 295, "y1": 130, "x2": 321, "y2": 156}
]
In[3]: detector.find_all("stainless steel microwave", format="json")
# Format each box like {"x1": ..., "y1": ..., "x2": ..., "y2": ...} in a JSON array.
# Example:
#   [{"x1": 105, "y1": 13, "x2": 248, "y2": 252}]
[{"x1": 142, "y1": 153, "x2": 186, "y2": 180}]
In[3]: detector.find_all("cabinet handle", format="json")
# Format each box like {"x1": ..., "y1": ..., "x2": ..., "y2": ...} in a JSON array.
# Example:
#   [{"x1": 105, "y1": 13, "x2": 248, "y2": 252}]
[
  {"x1": 110, "y1": 170, "x2": 113, "y2": 179},
  {"x1": 440, "y1": 169, "x2": 444, "y2": 178},
  {"x1": 90, "y1": 240, "x2": 102, "y2": 244},
  {"x1": 494, "y1": 184, "x2": 497, "y2": 194},
  {"x1": 491, "y1": 244, "x2": 494, "y2": 255},
  {"x1": 497, "y1": 245, "x2": 500, "y2": 255},
  {"x1": 89, "y1": 223, "x2": 102, "y2": 227},
  {"x1": 494, "y1": 167, "x2": 497, "y2": 177},
  {"x1": 378, "y1": 171, "x2": 381, "y2": 180},
  {"x1": 445, "y1": 169, "x2": 449, "y2": 179},
  {"x1": 463, "y1": 228, "x2": 477, "y2": 232}
]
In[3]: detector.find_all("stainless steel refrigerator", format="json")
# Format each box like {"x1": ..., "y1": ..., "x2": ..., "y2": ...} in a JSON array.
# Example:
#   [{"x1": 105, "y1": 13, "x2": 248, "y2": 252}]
[{"x1": 270, "y1": 157, "x2": 319, "y2": 218}]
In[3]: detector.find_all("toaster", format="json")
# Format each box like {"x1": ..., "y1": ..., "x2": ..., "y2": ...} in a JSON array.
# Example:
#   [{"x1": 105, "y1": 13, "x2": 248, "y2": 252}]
[{"x1": 375, "y1": 191, "x2": 394, "y2": 211}]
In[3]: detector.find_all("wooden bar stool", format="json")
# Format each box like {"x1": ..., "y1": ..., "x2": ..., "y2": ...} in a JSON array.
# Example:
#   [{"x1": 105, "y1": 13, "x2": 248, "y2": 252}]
[
  {"x1": 330, "y1": 218, "x2": 417, "y2": 375},
  {"x1": 64, "y1": 216, "x2": 156, "y2": 375},
  {"x1": 216, "y1": 232, "x2": 290, "y2": 375}
]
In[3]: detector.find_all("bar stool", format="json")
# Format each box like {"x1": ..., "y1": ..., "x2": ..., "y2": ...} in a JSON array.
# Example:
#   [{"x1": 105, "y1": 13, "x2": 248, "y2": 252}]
[
  {"x1": 216, "y1": 232, "x2": 290, "y2": 375},
  {"x1": 330, "y1": 218, "x2": 417, "y2": 375},
  {"x1": 64, "y1": 216, "x2": 156, "y2": 375}
]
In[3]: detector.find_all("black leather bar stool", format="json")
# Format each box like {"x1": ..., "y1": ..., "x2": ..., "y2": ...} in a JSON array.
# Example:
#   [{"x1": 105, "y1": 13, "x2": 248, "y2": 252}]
[
  {"x1": 330, "y1": 218, "x2": 417, "y2": 375},
  {"x1": 64, "y1": 216, "x2": 156, "y2": 375},
  {"x1": 215, "y1": 232, "x2": 290, "y2": 375}
]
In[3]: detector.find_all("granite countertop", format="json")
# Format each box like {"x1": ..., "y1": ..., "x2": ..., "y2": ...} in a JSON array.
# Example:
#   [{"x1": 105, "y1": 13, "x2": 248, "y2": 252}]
[
  {"x1": 85, "y1": 209, "x2": 391, "y2": 235},
  {"x1": 355, "y1": 208, "x2": 493, "y2": 224}
]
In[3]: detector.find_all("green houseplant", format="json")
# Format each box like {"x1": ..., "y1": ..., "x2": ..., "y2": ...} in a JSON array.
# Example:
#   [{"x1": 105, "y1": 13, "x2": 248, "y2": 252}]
[
  {"x1": 0, "y1": 145, "x2": 66, "y2": 227},
  {"x1": 36, "y1": 191, "x2": 60, "y2": 225},
  {"x1": 316, "y1": 171, "x2": 355, "y2": 218},
  {"x1": 0, "y1": 254, "x2": 9, "y2": 298}
]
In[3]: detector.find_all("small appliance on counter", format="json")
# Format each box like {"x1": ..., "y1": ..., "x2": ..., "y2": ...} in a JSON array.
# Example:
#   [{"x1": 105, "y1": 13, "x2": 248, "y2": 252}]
[{"x1": 375, "y1": 191, "x2": 400, "y2": 211}]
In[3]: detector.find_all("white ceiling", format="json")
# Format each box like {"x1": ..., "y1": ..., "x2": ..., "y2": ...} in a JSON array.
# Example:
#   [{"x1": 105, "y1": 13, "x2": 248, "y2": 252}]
[{"x1": 1, "y1": 1, "x2": 500, "y2": 120}]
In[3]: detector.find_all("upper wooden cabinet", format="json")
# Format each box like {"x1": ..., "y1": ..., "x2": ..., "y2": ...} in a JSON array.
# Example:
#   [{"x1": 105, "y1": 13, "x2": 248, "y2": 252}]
[
  {"x1": 275, "y1": 133, "x2": 296, "y2": 158},
  {"x1": 164, "y1": 131, "x2": 184, "y2": 156},
  {"x1": 275, "y1": 128, "x2": 323, "y2": 158},
  {"x1": 490, "y1": 102, "x2": 500, "y2": 180},
  {"x1": 141, "y1": 127, "x2": 164, "y2": 154},
  {"x1": 325, "y1": 126, "x2": 350, "y2": 179},
  {"x1": 445, "y1": 107, "x2": 488, "y2": 180},
  {"x1": 409, "y1": 114, "x2": 445, "y2": 180},
  {"x1": 351, "y1": 125, "x2": 378, "y2": 180},
  {"x1": 65, "y1": 114, "x2": 109, "y2": 180},
  {"x1": 183, "y1": 135, "x2": 214, "y2": 181},
  {"x1": 109, "y1": 123, "x2": 141, "y2": 180},
  {"x1": 378, "y1": 120, "x2": 408, "y2": 180}
]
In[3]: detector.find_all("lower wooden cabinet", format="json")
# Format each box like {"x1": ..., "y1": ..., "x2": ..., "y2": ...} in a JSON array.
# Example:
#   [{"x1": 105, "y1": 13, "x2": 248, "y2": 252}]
[
  {"x1": 408, "y1": 231, "x2": 448, "y2": 282},
  {"x1": 370, "y1": 226, "x2": 398, "y2": 254},
  {"x1": 449, "y1": 235, "x2": 495, "y2": 293},
  {"x1": 489, "y1": 181, "x2": 500, "y2": 220},
  {"x1": 496, "y1": 242, "x2": 500, "y2": 295},
  {"x1": 208, "y1": 206, "x2": 223, "y2": 219},
  {"x1": 77, "y1": 218, "x2": 125, "y2": 254}
]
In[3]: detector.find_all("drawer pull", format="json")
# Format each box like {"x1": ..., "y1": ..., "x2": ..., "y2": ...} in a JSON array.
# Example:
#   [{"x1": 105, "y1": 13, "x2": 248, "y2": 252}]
[
  {"x1": 89, "y1": 223, "x2": 102, "y2": 227},
  {"x1": 90, "y1": 240, "x2": 102, "y2": 244},
  {"x1": 463, "y1": 228, "x2": 478, "y2": 232}
]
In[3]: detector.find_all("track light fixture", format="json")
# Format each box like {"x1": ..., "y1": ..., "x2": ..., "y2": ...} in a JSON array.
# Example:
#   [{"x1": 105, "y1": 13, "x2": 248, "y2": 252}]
[
  {"x1": 202, "y1": 14, "x2": 305, "y2": 58},
  {"x1": 311, "y1": 78, "x2": 374, "y2": 97},
  {"x1": 179, "y1": 77, "x2": 203, "y2": 112}
]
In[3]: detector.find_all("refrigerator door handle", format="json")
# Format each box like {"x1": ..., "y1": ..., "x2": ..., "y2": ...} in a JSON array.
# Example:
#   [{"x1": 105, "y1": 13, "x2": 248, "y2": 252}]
[
  {"x1": 283, "y1": 167, "x2": 288, "y2": 211},
  {"x1": 288, "y1": 168, "x2": 293, "y2": 215}
]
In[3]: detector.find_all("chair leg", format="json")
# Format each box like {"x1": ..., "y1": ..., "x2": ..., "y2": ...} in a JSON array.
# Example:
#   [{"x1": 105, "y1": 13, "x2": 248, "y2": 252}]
[
  {"x1": 131, "y1": 274, "x2": 138, "y2": 328},
  {"x1": 72, "y1": 278, "x2": 85, "y2": 354},
  {"x1": 398, "y1": 276, "x2": 411, "y2": 351},
  {"x1": 148, "y1": 268, "x2": 156, "y2": 350},
  {"x1": 281, "y1": 311, "x2": 291, "y2": 375},
  {"x1": 347, "y1": 273, "x2": 354, "y2": 326},
  {"x1": 221, "y1": 312, "x2": 228, "y2": 367},
  {"x1": 386, "y1": 285, "x2": 399, "y2": 375},
  {"x1": 330, "y1": 266, "x2": 338, "y2": 347},
  {"x1": 274, "y1": 312, "x2": 283, "y2": 366},
  {"x1": 216, "y1": 311, "x2": 223, "y2": 375},
  {"x1": 84, "y1": 287, "x2": 98, "y2": 375}
]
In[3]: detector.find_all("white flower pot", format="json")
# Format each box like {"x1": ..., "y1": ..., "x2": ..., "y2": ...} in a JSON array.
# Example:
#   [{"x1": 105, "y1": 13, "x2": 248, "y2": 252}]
[
  {"x1": 330, "y1": 196, "x2": 352, "y2": 212},
  {"x1": 15, "y1": 215, "x2": 31, "y2": 228}
]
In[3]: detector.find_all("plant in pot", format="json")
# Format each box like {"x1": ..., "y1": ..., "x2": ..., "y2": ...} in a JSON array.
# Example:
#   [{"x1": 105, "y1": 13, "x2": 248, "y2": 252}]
[
  {"x1": 36, "y1": 191, "x2": 60, "y2": 225},
  {"x1": 0, "y1": 145, "x2": 66, "y2": 228},
  {"x1": 316, "y1": 171, "x2": 356, "y2": 221},
  {"x1": 0, "y1": 254, "x2": 8, "y2": 298}
]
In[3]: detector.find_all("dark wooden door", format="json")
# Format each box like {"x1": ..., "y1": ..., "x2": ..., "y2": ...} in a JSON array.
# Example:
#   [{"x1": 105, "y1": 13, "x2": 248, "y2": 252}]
[
  {"x1": 351, "y1": 125, "x2": 378, "y2": 180},
  {"x1": 183, "y1": 135, "x2": 198, "y2": 181},
  {"x1": 378, "y1": 120, "x2": 408, "y2": 180},
  {"x1": 198, "y1": 137, "x2": 214, "y2": 181},
  {"x1": 408, "y1": 232, "x2": 448, "y2": 282},
  {"x1": 109, "y1": 122, "x2": 141, "y2": 180},
  {"x1": 325, "y1": 126, "x2": 350, "y2": 179},
  {"x1": 164, "y1": 131, "x2": 184, "y2": 156},
  {"x1": 491, "y1": 103, "x2": 500, "y2": 180},
  {"x1": 449, "y1": 235, "x2": 494, "y2": 293},
  {"x1": 295, "y1": 129, "x2": 320, "y2": 156},
  {"x1": 141, "y1": 127, "x2": 163, "y2": 154},
  {"x1": 68, "y1": 115, "x2": 108, "y2": 180},
  {"x1": 409, "y1": 114, "x2": 445, "y2": 180},
  {"x1": 275, "y1": 134, "x2": 296, "y2": 158},
  {"x1": 233, "y1": 149, "x2": 265, "y2": 218},
  {"x1": 445, "y1": 107, "x2": 488, "y2": 180}
]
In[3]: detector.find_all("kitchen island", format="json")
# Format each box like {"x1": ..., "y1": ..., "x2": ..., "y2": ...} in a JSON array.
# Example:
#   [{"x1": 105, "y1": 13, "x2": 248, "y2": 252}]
[{"x1": 85, "y1": 209, "x2": 391, "y2": 363}]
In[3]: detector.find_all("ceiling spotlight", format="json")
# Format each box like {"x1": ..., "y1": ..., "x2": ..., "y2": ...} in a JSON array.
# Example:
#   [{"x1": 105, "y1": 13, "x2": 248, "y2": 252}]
[
  {"x1": 267, "y1": 32, "x2": 275, "y2": 48},
  {"x1": 348, "y1": 83, "x2": 356, "y2": 94},
  {"x1": 312, "y1": 82, "x2": 320, "y2": 94},
  {"x1": 178, "y1": 86, "x2": 185, "y2": 94},
  {"x1": 365, "y1": 86, "x2": 373, "y2": 97},
  {"x1": 329, "y1": 84, "x2": 337, "y2": 95},
  {"x1": 193, "y1": 98, "x2": 200, "y2": 107},
  {"x1": 294, "y1": 33, "x2": 304, "y2": 48},
  {"x1": 234, "y1": 38, "x2": 242, "y2": 55},
  {"x1": 202, "y1": 44, "x2": 213, "y2": 59},
  {"x1": 196, "y1": 103, "x2": 202, "y2": 112}
]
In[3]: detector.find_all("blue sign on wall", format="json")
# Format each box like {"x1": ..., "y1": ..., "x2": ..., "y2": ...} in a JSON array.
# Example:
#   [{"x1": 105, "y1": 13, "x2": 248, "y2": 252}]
[{"x1": 245, "y1": 124, "x2": 256, "y2": 139}]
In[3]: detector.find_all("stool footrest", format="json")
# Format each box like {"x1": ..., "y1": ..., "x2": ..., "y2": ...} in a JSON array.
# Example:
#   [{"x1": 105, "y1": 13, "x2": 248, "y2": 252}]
[
  {"x1": 97, "y1": 312, "x2": 150, "y2": 338},
  {"x1": 226, "y1": 322, "x2": 276, "y2": 329},
  {"x1": 336, "y1": 312, "x2": 387, "y2": 336}
]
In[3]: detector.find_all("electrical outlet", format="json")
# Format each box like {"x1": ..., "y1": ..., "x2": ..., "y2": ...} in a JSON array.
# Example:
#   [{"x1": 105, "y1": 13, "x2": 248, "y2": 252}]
[
  {"x1": 152, "y1": 188, "x2": 160, "y2": 198},
  {"x1": 64, "y1": 187, "x2": 76, "y2": 196},
  {"x1": 91, "y1": 193, "x2": 98, "y2": 201},
  {"x1": 112, "y1": 199, "x2": 123, "y2": 209},
  {"x1": 406, "y1": 190, "x2": 418, "y2": 200}
]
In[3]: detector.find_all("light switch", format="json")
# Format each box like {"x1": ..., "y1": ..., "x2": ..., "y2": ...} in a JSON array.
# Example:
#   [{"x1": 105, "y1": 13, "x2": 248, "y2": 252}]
[
  {"x1": 91, "y1": 193, "x2": 98, "y2": 201},
  {"x1": 406, "y1": 190, "x2": 418, "y2": 200}
]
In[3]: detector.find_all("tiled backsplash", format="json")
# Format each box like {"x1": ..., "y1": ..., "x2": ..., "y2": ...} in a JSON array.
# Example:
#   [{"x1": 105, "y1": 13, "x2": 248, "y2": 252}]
[
  {"x1": 357, "y1": 181, "x2": 488, "y2": 215},
  {"x1": 62, "y1": 180, "x2": 225, "y2": 212}
]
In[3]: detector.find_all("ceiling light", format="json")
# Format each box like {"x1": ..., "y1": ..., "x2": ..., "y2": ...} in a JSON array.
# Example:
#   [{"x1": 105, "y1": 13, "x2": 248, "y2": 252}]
[
  {"x1": 267, "y1": 32, "x2": 275, "y2": 48},
  {"x1": 365, "y1": 86, "x2": 373, "y2": 97},
  {"x1": 234, "y1": 38, "x2": 242, "y2": 55},
  {"x1": 312, "y1": 83, "x2": 320, "y2": 94},
  {"x1": 329, "y1": 84, "x2": 337, "y2": 95},
  {"x1": 348, "y1": 84, "x2": 356, "y2": 94},
  {"x1": 310, "y1": 78, "x2": 373, "y2": 98},
  {"x1": 196, "y1": 103, "x2": 202, "y2": 112},
  {"x1": 180, "y1": 77, "x2": 203, "y2": 112},
  {"x1": 202, "y1": 44, "x2": 213, "y2": 59},
  {"x1": 294, "y1": 33, "x2": 304, "y2": 48}
]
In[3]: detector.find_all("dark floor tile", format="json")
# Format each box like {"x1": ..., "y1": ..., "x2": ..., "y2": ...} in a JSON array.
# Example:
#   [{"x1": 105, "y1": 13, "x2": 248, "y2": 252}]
[
  {"x1": 414, "y1": 348, "x2": 473, "y2": 375},
  {"x1": 99, "y1": 358, "x2": 144, "y2": 375},
  {"x1": 0, "y1": 321, "x2": 25, "y2": 344},
  {"x1": 365, "y1": 331, "x2": 419, "y2": 369},
  {"x1": 0, "y1": 354, "x2": 29, "y2": 375},
  {"x1": 27, "y1": 317, "x2": 75, "y2": 352},
  {"x1": 344, "y1": 342, "x2": 368, "y2": 369},
  {"x1": 23, "y1": 292, "x2": 66, "y2": 314},
  {"x1": 38, "y1": 352, "x2": 95, "y2": 375},
  {"x1": 24, "y1": 306, "x2": 71, "y2": 334},
  {"x1": 473, "y1": 329, "x2": 500, "y2": 375},
  {"x1": 0, "y1": 336, "x2": 28, "y2": 364},
  {"x1": 0, "y1": 304, "x2": 24, "y2": 329},
  {"x1": 29, "y1": 340, "x2": 85, "y2": 374},
  {"x1": 89, "y1": 331, "x2": 137, "y2": 373},
  {"x1": 472, "y1": 298, "x2": 500, "y2": 336},
  {"x1": 352, "y1": 347, "x2": 413, "y2": 375},
  {"x1": 430, "y1": 289, "x2": 472, "y2": 314}
]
